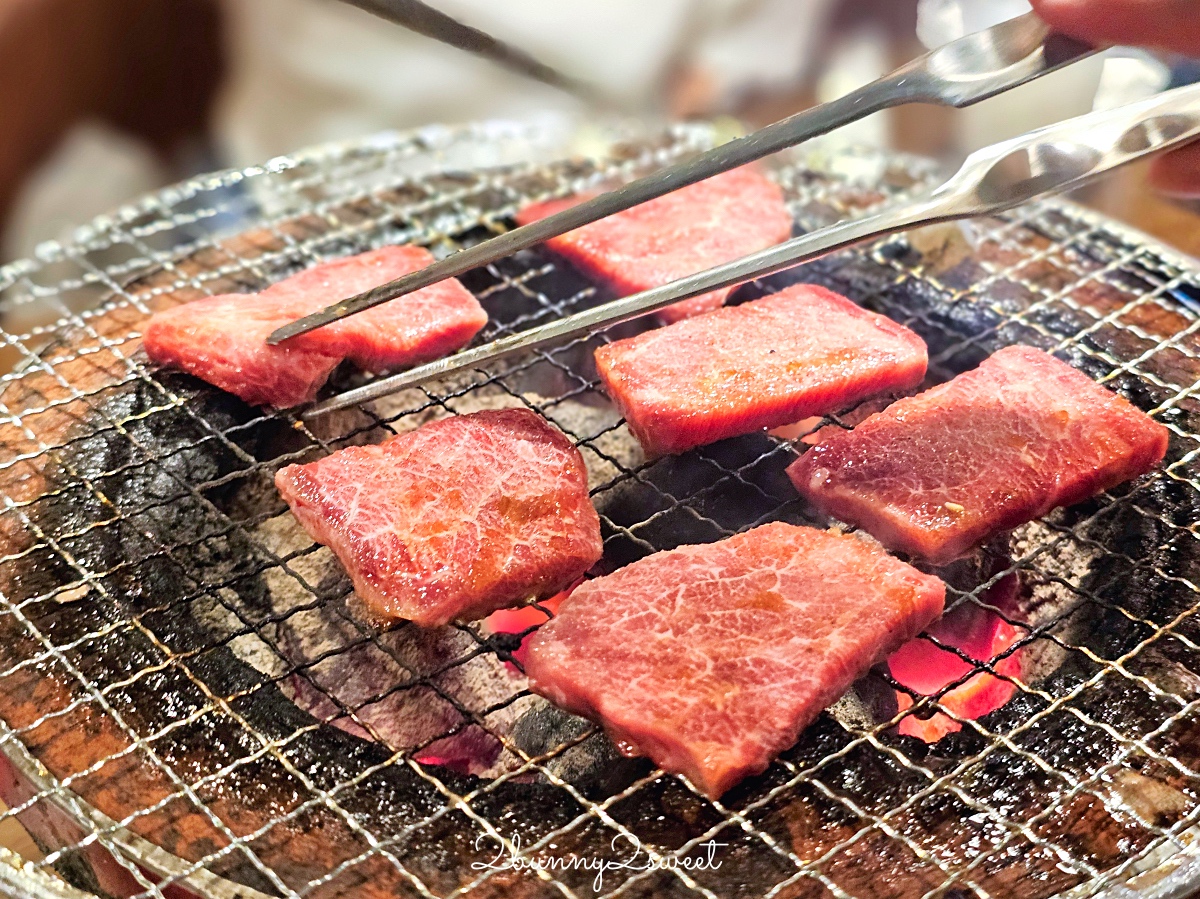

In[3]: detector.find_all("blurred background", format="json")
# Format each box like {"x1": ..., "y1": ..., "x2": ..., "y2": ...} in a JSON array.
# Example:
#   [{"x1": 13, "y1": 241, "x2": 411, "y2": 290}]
[{"x1": 0, "y1": 0, "x2": 1197, "y2": 270}]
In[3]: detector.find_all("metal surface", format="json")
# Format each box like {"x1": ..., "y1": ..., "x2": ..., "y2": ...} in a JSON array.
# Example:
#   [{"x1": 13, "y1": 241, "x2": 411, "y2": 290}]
[
  {"x1": 0, "y1": 122, "x2": 1197, "y2": 899},
  {"x1": 310, "y1": 83, "x2": 1200, "y2": 415},
  {"x1": 267, "y1": 11, "x2": 1095, "y2": 345}
]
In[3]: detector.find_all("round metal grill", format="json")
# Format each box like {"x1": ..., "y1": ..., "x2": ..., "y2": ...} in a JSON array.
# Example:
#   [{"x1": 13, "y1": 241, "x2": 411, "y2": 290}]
[{"x1": 0, "y1": 121, "x2": 1197, "y2": 899}]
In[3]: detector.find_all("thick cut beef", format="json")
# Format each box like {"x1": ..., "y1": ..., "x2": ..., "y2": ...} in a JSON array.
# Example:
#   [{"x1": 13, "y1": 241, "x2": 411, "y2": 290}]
[
  {"x1": 524, "y1": 522, "x2": 945, "y2": 798},
  {"x1": 515, "y1": 166, "x2": 792, "y2": 323},
  {"x1": 788, "y1": 346, "x2": 1170, "y2": 563},
  {"x1": 594, "y1": 284, "x2": 928, "y2": 456},
  {"x1": 144, "y1": 246, "x2": 486, "y2": 406},
  {"x1": 275, "y1": 409, "x2": 603, "y2": 627}
]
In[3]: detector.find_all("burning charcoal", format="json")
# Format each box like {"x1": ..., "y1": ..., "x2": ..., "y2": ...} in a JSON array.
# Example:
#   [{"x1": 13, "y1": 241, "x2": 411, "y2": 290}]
[
  {"x1": 827, "y1": 676, "x2": 901, "y2": 734},
  {"x1": 510, "y1": 699, "x2": 651, "y2": 797}
]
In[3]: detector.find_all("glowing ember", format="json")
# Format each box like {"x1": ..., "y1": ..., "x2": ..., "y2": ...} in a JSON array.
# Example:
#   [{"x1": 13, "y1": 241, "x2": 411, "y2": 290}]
[
  {"x1": 411, "y1": 727, "x2": 508, "y2": 772},
  {"x1": 888, "y1": 581, "x2": 1023, "y2": 743},
  {"x1": 418, "y1": 585, "x2": 575, "y2": 771},
  {"x1": 483, "y1": 588, "x2": 571, "y2": 671},
  {"x1": 769, "y1": 417, "x2": 823, "y2": 442}
]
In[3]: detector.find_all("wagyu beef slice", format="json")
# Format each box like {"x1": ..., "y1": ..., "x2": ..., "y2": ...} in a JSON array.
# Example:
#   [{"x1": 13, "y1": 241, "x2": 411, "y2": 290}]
[
  {"x1": 594, "y1": 284, "x2": 928, "y2": 456},
  {"x1": 274, "y1": 248, "x2": 487, "y2": 372},
  {"x1": 789, "y1": 345, "x2": 1169, "y2": 563},
  {"x1": 143, "y1": 295, "x2": 342, "y2": 408},
  {"x1": 144, "y1": 246, "x2": 486, "y2": 407},
  {"x1": 516, "y1": 166, "x2": 792, "y2": 323},
  {"x1": 524, "y1": 522, "x2": 945, "y2": 798},
  {"x1": 275, "y1": 409, "x2": 603, "y2": 628}
]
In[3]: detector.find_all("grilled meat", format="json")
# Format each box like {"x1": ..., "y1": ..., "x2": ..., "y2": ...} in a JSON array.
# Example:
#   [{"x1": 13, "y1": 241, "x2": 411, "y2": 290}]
[
  {"x1": 788, "y1": 345, "x2": 1169, "y2": 562},
  {"x1": 594, "y1": 284, "x2": 927, "y2": 456},
  {"x1": 144, "y1": 246, "x2": 485, "y2": 406},
  {"x1": 524, "y1": 523, "x2": 945, "y2": 798},
  {"x1": 275, "y1": 409, "x2": 603, "y2": 627},
  {"x1": 515, "y1": 166, "x2": 792, "y2": 323}
]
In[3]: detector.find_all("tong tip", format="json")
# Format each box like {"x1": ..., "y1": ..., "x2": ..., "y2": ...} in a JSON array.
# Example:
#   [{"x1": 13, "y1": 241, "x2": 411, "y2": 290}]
[{"x1": 267, "y1": 310, "x2": 340, "y2": 345}]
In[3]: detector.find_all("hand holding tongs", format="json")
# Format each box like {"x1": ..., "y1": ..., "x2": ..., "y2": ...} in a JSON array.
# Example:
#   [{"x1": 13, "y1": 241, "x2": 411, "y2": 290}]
[
  {"x1": 272, "y1": 12, "x2": 1093, "y2": 348},
  {"x1": 303, "y1": 80, "x2": 1200, "y2": 416},
  {"x1": 273, "y1": 9, "x2": 1200, "y2": 417}
]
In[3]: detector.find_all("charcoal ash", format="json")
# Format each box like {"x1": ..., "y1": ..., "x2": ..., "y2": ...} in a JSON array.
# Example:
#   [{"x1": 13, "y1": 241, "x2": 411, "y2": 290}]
[{"x1": 509, "y1": 700, "x2": 651, "y2": 798}]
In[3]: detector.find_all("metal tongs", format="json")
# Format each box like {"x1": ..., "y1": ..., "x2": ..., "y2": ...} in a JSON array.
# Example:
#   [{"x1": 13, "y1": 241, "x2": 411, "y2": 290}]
[
  {"x1": 276, "y1": 16, "x2": 1200, "y2": 417},
  {"x1": 273, "y1": 12, "x2": 1090, "y2": 348}
]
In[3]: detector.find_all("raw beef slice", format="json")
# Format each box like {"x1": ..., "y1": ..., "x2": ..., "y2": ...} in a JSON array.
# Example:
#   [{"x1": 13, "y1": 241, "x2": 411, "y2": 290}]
[
  {"x1": 594, "y1": 284, "x2": 928, "y2": 456},
  {"x1": 524, "y1": 522, "x2": 945, "y2": 798},
  {"x1": 143, "y1": 246, "x2": 486, "y2": 407},
  {"x1": 515, "y1": 166, "x2": 792, "y2": 323},
  {"x1": 275, "y1": 409, "x2": 603, "y2": 627},
  {"x1": 789, "y1": 345, "x2": 1170, "y2": 563}
]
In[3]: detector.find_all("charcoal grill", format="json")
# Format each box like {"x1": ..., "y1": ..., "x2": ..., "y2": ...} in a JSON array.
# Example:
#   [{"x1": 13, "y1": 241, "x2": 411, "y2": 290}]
[{"x1": 0, "y1": 120, "x2": 1199, "y2": 899}]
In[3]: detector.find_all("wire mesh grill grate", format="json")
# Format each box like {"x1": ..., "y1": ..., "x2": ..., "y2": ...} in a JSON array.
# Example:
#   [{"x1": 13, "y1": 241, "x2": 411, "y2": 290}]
[{"x1": 0, "y1": 121, "x2": 1197, "y2": 899}]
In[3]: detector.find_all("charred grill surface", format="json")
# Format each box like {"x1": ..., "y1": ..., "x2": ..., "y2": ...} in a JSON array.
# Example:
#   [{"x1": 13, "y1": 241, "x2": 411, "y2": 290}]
[{"x1": 0, "y1": 131, "x2": 1196, "y2": 898}]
